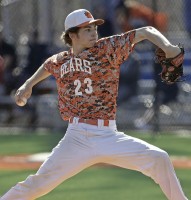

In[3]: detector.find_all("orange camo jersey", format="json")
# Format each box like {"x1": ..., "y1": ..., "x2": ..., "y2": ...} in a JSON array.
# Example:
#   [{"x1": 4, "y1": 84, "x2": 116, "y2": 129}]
[{"x1": 43, "y1": 30, "x2": 136, "y2": 121}]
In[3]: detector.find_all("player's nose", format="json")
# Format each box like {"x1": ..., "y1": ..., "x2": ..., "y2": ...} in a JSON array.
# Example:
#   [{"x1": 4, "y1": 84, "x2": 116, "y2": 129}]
[{"x1": 91, "y1": 29, "x2": 97, "y2": 37}]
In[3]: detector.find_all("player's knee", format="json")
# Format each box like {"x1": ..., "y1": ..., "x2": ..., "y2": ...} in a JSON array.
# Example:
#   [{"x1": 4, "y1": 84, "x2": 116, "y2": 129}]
[
  {"x1": 158, "y1": 150, "x2": 170, "y2": 162},
  {"x1": 152, "y1": 149, "x2": 170, "y2": 163},
  {"x1": 147, "y1": 148, "x2": 171, "y2": 173},
  {"x1": 146, "y1": 149, "x2": 171, "y2": 180}
]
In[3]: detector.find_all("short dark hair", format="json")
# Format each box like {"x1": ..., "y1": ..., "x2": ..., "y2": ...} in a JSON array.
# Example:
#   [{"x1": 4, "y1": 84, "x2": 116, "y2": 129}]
[{"x1": 60, "y1": 27, "x2": 81, "y2": 47}]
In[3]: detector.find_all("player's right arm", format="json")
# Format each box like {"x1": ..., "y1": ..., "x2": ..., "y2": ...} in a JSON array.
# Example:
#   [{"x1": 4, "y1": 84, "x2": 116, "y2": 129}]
[
  {"x1": 15, "y1": 65, "x2": 51, "y2": 105},
  {"x1": 133, "y1": 26, "x2": 181, "y2": 58}
]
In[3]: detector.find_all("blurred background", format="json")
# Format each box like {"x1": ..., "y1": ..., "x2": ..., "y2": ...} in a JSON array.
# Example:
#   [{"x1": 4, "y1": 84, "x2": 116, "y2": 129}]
[{"x1": 0, "y1": 0, "x2": 191, "y2": 133}]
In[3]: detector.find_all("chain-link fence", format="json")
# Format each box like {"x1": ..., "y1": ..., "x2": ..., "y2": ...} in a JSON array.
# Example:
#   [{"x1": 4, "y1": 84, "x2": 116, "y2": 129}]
[{"x1": 0, "y1": 0, "x2": 191, "y2": 132}]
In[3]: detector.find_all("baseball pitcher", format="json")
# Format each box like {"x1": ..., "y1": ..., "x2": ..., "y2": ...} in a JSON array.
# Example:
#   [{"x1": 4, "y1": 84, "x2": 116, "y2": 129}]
[{"x1": 1, "y1": 9, "x2": 187, "y2": 200}]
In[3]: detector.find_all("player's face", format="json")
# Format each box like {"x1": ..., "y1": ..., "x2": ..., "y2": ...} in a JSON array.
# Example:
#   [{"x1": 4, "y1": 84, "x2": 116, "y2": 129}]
[{"x1": 74, "y1": 24, "x2": 98, "y2": 48}]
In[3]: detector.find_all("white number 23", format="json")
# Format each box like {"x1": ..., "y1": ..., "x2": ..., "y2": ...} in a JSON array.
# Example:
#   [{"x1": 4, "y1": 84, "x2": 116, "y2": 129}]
[{"x1": 74, "y1": 78, "x2": 93, "y2": 96}]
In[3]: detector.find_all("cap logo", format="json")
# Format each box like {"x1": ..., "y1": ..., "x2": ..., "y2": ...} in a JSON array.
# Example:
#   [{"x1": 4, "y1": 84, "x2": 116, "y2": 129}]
[{"x1": 84, "y1": 11, "x2": 93, "y2": 19}]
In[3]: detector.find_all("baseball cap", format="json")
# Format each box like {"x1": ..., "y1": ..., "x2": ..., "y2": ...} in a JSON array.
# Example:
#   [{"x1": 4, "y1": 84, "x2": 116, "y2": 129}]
[{"x1": 65, "y1": 9, "x2": 104, "y2": 32}]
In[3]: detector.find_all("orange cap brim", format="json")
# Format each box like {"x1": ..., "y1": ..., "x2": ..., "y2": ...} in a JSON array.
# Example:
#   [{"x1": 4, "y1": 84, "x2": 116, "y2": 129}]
[{"x1": 77, "y1": 19, "x2": 105, "y2": 28}]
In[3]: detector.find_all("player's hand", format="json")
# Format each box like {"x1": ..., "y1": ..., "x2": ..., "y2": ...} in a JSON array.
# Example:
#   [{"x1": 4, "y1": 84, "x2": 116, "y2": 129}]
[{"x1": 15, "y1": 83, "x2": 32, "y2": 106}]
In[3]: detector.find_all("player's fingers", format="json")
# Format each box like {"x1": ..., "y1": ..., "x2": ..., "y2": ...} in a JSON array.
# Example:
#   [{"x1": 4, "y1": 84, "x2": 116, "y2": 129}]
[
  {"x1": 15, "y1": 97, "x2": 27, "y2": 107},
  {"x1": 15, "y1": 89, "x2": 26, "y2": 101},
  {"x1": 15, "y1": 98, "x2": 22, "y2": 104}
]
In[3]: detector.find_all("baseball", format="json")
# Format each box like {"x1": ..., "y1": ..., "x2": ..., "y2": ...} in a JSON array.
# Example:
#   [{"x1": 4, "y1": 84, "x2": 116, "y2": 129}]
[{"x1": 16, "y1": 97, "x2": 27, "y2": 107}]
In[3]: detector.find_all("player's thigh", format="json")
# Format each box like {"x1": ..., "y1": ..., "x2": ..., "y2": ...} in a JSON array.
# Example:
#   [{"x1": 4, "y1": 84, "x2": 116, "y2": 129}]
[
  {"x1": 37, "y1": 132, "x2": 95, "y2": 175},
  {"x1": 102, "y1": 132, "x2": 166, "y2": 170}
]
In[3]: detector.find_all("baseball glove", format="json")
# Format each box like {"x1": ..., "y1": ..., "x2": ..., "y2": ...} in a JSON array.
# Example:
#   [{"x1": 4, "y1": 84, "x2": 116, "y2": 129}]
[{"x1": 155, "y1": 46, "x2": 184, "y2": 84}]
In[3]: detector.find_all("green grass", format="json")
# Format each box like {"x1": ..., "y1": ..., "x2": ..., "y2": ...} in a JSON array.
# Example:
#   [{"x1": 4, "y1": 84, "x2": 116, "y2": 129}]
[
  {"x1": 0, "y1": 132, "x2": 64, "y2": 155},
  {"x1": 0, "y1": 131, "x2": 191, "y2": 156},
  {"x1": 0, "y1": 167, "x2": 190, "y2": 200}
]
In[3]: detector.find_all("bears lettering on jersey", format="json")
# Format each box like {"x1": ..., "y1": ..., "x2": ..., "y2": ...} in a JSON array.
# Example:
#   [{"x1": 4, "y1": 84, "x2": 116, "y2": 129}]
[{"x1": 60, "y1": 57, "x2": 91, "y2": 78}]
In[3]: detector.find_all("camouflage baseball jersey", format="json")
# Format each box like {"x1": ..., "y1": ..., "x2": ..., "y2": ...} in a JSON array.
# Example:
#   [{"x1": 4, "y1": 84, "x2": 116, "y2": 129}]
[{"x1": 43, "y1": 30, "x2": 136, "y2": 121}]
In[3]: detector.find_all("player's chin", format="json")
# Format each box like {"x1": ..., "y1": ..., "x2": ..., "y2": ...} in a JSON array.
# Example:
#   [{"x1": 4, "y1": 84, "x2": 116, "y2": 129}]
[{"x1": 88, "y1": 40, "x2": 97, "y2": 47}]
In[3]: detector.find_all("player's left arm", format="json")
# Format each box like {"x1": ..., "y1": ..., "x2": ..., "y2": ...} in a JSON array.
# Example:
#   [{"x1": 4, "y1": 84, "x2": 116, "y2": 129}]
[
  {"x1": 15, "y1": 65, "x2": 51, "y2": 105},
  {"x1": 133, "y1": 26, "x2": 181, "y2": 58}
]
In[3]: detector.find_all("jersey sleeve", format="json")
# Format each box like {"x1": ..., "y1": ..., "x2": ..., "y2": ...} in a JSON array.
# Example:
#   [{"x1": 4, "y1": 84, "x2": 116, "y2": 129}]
[
  {"x1": 43, "y1": 54, "x2": 60, "y2": 79},
  {"x1": 99, "y1": 30, "x2": 136, "y2": 67}
]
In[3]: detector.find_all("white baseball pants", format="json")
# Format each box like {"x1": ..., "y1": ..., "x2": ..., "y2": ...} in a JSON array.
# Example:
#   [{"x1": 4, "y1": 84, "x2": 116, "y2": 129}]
[{"x1": 1, "y1": 119, "x2": 188, "y2": 200}]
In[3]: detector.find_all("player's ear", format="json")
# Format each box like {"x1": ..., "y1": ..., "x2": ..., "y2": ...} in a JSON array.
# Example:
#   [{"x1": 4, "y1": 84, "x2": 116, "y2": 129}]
[{"x1": 69, "y1": 32, "x2": 76, "y2": 40}]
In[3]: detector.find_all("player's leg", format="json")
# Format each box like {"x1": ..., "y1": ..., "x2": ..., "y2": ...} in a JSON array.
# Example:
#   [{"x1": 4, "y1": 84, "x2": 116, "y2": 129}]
[
  {"x1": 96, "y1": 130, "x2": 188, "y2": 200},
  {"x1": 1, "y1": 124, "x2": 97, "y2": 200}
]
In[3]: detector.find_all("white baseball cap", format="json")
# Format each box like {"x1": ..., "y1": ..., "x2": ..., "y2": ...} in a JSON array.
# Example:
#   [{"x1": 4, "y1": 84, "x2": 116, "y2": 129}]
[{"x1": 65, "y1": 9, "x2": 104, "y2": 32}]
